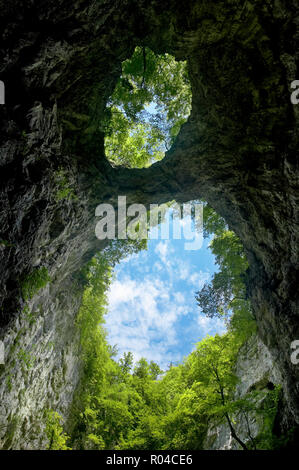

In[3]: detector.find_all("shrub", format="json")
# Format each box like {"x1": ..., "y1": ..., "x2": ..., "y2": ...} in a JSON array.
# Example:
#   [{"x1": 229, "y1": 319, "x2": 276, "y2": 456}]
[{"x1": 21, "y1": 267, "x2": 51, "y2": 300}]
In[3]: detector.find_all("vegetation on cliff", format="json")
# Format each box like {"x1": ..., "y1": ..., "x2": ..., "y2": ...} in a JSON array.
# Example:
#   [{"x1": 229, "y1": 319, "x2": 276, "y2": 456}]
[
  {"x1": 43, "y1": 206, "x2": 282, "y2": 451},
  {"x1": 45, "y1": 47, "x2": 282, "y2": 451},
  {"x1": 104, "y1": 46, "x2": 191, "y2": 168}
]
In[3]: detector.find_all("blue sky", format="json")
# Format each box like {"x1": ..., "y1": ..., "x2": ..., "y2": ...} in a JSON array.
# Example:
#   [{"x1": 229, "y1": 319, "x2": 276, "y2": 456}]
[
  {"x1": 104, "y1": 60, "x2": 226, "y2": 370},
  {"x1": 105, "y1": 209, "x2": 226, "y2": 370}
]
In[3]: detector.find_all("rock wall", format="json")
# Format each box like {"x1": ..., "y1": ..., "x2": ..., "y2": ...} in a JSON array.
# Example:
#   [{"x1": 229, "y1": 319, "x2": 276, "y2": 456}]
[
  {"x1": 0, "y1": 0, "x2": 298, "y2": 448},
  {"x1": 0, "y1": 277, "x2": 83, "y2": 449},
  {"x1": 203, "y1": 334, "x2": 282, "y2": 450}
]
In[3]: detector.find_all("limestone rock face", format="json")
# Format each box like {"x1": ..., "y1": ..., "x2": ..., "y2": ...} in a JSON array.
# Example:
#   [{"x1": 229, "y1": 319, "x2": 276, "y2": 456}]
[
  {"x1": 0, "y1": 0, "x2": 298, "y2": 448},
  {"x1": 203, "y1": 334, "x2": 282, "y2": 450},
  {"x1": 0, "y1": 278, "x2": 83, "y2": 449}
]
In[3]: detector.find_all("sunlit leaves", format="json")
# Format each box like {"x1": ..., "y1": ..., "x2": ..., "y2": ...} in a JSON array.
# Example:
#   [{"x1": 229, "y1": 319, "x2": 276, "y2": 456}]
[
  {"x1": 105, "y1": 111, "x2": 164, "y2": 168},
  {"x1": 196, "y1": 207, "x2": 256, "y2": 339},
  {"x1": 46, "y1": 410, "x2": 71, "y2": 450},
  {"x1": 70, "y1": 209, "x2": 260, "y2": 450},
  {"x1": 104, "y1": 46, "x2": 192, "y2": 168},
  {"x1": 196, "y1": 230, "x2": 248, "y2": 318}
]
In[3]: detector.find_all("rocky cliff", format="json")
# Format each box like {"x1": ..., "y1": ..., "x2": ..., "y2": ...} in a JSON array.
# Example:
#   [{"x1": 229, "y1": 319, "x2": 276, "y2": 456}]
[
  {"x1": 0, "y1": 0, "x2": 298, "y2": 448},
  {"x1": 204, "y1": 334, "x2": 283, "y2": 450},
  {"x1": 0, "y1": 277, "x2": 83, "y2": 449}
]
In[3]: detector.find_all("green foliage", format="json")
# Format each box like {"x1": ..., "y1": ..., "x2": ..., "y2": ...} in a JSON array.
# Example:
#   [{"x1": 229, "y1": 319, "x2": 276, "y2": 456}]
[
  {"x1": 104, "y1": 46, "x2": 191, "y2": 168},
  {"x1": 2, "y1": 417, "x2": 19, "y2": 449},
  {"x1": 75, "y1": 252, "x2": 112, "y2": 396},
  {"x1": 153, "y1": 334, "x2": 242, "y2": 450},
  {"x1": 196, "y1": 230, "x2": 248, "y2": 318},
  {"x1": 54, "y1": 168, "x2": 77, "y2": 202},
  {"x1": 202, "y1": 204, "x2": 228, "y2": 238},
  {"x1": 17, "y1": 348, "x2": 35, "y2": 370},
  {"x1": 45, "y1": 410, "x2": 71, "y2": 450},
  {"x1": 21, "y1": 267, "x2": 51, "y2": 301},
  {"x1": 149, "y1": 361, "x2": 163, "y2": 380},
  {"x1": 69, "y1": 235, "x2": 267, "y2": 451},
  {"x1": 196, "y1": 206, "x2": 256, "y2": 341},
  {"x1": 0, "y1": 239, "x2": 14, "y2": 248},
  {"x1": 70, "y1": 239, "x2": 149, "y2": 449},
  {"x1": 70, "y1": 240, "x2": 169, "y2": 450},
  {"x1": 252, "y1": 385, "x2": 282, "y2": 449},
  {"x1": 6, "y1": 374, "x2": 13, "y2": 392},
  {"x1": 23, "y1": 304, "x2": 40, "y2": 326},
  {"x1": 66, "y1": 210, "x2": 280, "y2": 451},
  {"x1": 119, "y1": 352, "x2": 134, "y2": 375},
  {"x1": 70, "y1": 298, "x2": 278, "y2": 451},
  {"x1": 100, "y1": 239, "x2": 147, "y2": 267},
  {"x1": 105, "y1": 115, "x2": 164, "y2": 168}
]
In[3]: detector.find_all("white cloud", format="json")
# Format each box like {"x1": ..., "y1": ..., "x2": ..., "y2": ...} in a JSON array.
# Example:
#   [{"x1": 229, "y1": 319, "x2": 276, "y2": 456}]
[
  {"x1": 153, "y1": 261, "x2": 163, "y2": 272},
  {"x1": 197, "y1": 314, "x2": 226, "y2": 336},
  {"x1": 178, "y1": 264, "x2": 189, "y2": 280},
  {"x1": 106, "y1": 274, "x2": 186, "y2": 369},
  {"x1": 104, "y1": 236, "x2": 224, "y2": 370},
  {"x1": 154, "y1": 241, "x2": 169, "y2": 264},
  {"x1": 173, "y1": 292, "x2": 185, "y2": 304},
  {"x1": 188, "y1": 271, "x2": 210, "y2": 288}
]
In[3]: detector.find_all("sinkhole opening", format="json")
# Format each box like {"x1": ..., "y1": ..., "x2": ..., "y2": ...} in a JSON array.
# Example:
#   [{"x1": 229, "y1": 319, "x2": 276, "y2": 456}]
[
  {"x1": 72, "y1": 202, "x2": 258, "y2": 449},
  {"x1": 69, "y1": 47, "x2": 259, "y2": 450},
  {"x1": 101, "y1": 202, "x2": 255, "y2": 370},
  {"x1": 103, "y1": 46, "x2": 192, "y2": 168},
  {"x1": 79, "y1": 201, "x2": 256, "y2": 373}
]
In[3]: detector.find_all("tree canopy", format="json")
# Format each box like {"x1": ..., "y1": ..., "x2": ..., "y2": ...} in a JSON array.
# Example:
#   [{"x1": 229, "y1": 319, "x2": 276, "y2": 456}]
[
  {"x1": 46, "y1": 214, "x2": 280, "y2": 451},
  {"x1": 44, "y1": 53, "x2": 280, "y2": 450},
  {"x1": 196, "y1": 204, "x2": 256, "y2": 342},
  {"x1": 104, "y1": 46, "x2": 191, "y2": 168}
]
